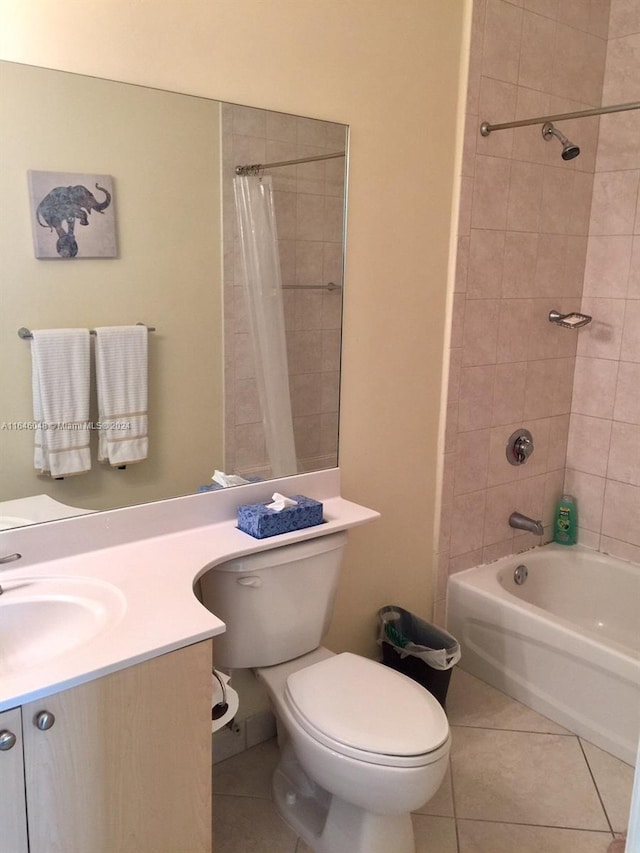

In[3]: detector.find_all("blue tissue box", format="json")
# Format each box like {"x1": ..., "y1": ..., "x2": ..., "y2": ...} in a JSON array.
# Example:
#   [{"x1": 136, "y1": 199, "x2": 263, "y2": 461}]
[{"x1": 237, "y1": 495, "x2": 324, "y2": 539}]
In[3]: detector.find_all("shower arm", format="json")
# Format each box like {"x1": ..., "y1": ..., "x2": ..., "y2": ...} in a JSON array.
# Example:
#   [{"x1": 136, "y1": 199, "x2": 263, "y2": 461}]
[{"x1": 480, "y1": 100, "x2": 640, "y2": 136}]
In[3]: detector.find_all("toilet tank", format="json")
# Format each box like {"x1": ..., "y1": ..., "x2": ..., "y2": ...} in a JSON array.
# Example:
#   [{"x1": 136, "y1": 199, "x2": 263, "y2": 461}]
[{"x1": 200, "y1": 531, "x2": 348, "y2": 669}]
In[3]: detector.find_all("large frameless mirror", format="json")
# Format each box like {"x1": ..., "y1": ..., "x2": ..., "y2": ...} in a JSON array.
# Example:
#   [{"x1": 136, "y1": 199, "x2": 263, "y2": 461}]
[{"x1": 0, "y1": 60, "x2": 348, "y2": 529}]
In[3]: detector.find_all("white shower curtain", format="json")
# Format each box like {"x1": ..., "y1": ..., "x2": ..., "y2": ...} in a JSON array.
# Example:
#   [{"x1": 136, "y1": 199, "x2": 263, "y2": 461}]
[{"x1": 233, "y1": 174, "x2": 297, "y2": 477}]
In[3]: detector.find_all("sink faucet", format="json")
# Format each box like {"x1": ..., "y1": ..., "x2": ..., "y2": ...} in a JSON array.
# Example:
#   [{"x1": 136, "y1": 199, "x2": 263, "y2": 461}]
[
  {"x1": 509, "y1": 512, "x2": 543, "y2": 537},
  {"x1": 0, "y1": 554, "x2": 22, "y2": 595}
]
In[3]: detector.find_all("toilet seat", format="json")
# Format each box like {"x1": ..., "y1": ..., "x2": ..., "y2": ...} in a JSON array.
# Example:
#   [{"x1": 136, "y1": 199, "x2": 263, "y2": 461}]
[{"x1": 284, "y1": 652, "x2": 450, "y2": 768}]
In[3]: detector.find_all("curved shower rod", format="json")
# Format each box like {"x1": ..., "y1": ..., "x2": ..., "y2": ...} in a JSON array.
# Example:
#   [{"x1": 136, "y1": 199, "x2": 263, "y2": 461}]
[{"x1": 480, "y1": 99, "x2": 640, "y2": 137}]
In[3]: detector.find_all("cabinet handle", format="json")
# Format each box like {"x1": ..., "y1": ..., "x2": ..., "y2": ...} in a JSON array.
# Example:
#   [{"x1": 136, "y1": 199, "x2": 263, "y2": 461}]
[
  {"x1": 35, "y1": 711, "x2": 56, "y2": 731},
  {"x1": 0, "y1": 730, "x2": 17, "y2": 751}
]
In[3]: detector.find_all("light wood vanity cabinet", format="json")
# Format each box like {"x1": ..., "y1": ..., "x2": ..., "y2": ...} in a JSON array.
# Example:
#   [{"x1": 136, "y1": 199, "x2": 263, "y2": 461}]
[
  {"x1": 1, "y1": 641, "x2": 213, "y2": 853},
  {"x1": 0, "y1": 706, "x2": 29, "y2": 852}
]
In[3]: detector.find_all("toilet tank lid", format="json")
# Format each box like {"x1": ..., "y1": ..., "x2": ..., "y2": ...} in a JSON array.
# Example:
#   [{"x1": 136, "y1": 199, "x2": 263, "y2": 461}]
[
  {"x1": 211, "y1": 531, "x2": 347, "y2": 572},
  {"x1": 285, "y1": 652, "x2": 449, "y2": 758}
]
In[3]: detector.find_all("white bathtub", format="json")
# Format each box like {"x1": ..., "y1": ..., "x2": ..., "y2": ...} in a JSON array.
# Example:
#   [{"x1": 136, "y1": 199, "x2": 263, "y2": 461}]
[{"x1": 447, "y1": 544, "x2": 640, "y2": 765}]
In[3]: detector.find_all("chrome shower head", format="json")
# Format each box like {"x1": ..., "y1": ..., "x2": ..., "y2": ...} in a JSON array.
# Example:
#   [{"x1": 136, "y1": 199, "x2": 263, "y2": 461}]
[{"x1": 542, "y1": 122, "x2": 580, "y2": 160}]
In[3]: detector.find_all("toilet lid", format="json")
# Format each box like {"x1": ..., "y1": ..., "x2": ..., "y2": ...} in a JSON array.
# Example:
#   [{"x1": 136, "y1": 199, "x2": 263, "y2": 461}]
[{"x1": 284, "y1": 653, "x2": 449, "y2": 767}]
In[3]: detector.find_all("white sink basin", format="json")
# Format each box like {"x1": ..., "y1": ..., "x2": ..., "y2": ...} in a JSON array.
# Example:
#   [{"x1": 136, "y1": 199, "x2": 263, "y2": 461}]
[{"x1": 0, "y1": 576, "x2": 126, "y2": 675}]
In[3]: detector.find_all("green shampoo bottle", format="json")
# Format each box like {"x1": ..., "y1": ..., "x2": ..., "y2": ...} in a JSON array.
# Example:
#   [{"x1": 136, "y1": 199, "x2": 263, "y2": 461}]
[{"x1": 554, "y1": 494, "x2": 577, "y2": 545}]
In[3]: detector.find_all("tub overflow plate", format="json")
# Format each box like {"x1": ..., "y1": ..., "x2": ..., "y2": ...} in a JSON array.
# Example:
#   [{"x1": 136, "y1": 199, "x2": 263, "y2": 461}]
[{"x1": 514, "y1": 564, "x2": 528, "y2": 585}]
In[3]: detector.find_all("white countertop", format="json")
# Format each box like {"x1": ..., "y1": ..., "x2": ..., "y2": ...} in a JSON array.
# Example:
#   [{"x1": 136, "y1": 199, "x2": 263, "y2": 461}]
[{"x1": 0, "y1": 474, "x2": 379, "y2": 711}]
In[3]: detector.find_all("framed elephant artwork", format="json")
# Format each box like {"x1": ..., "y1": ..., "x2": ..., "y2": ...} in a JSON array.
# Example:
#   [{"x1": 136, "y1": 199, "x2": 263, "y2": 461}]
[{"x1": 28, "y1": 170, "x2": 117, "y2": 259}]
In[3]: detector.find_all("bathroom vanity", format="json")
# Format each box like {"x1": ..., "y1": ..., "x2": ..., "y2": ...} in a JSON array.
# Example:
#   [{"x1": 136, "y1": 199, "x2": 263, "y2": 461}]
[
  {"x1": 0, "y1": 470, "x2": 379, "y2": 853},
  {"x1": 1, "y1": 641, "x2": 212, "y2": 853}
]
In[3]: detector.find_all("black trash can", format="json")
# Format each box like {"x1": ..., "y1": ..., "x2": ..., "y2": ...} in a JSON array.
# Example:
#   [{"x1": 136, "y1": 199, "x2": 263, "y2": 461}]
[{"x1": 378, "y1": 605, "x2": 460, "y2": 710}]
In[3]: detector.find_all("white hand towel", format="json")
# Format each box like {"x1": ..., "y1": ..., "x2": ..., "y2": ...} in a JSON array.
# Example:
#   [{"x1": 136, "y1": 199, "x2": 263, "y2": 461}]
[
  {"x1": 94, "y1": 326, "x2": 148, "y2": 466},
  {"x1": 31, "y1": 329, "x2": 91, "y2": 477}
]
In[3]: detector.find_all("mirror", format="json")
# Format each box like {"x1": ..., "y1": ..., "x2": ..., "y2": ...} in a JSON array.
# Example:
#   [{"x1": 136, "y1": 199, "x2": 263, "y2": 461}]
[{"x1": 0, "y1": 61, "x2": 347, "y2": 528}]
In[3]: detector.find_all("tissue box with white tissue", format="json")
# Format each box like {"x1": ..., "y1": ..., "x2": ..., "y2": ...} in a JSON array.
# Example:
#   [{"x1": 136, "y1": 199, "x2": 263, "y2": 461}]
[{"x1": 236, "y1": 493, "x2": 324, "y2": 539}]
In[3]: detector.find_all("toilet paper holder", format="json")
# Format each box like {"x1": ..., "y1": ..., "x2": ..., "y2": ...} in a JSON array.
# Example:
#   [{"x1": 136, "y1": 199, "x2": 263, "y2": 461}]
[{"x1": 211, "y1": 669, "x2": 239, "y2": 732}]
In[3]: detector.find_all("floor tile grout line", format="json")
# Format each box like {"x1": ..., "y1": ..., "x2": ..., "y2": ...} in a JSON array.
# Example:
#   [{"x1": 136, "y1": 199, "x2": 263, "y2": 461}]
[
  {"x1": 447, "y1": 753, "x2": 462, "y2": 853},
  {"x1": 448, "y1": 716, "x2": 607, "y2": 835},
  {"x1": 454, "y1": 814, "x2": 615, "y2": 835},
  {"x1": 449, "y1": 722, "x2": 575, "y2": 736},
  {"x1": 577, "y1": 736, "x2": 616, "y2": 836}
]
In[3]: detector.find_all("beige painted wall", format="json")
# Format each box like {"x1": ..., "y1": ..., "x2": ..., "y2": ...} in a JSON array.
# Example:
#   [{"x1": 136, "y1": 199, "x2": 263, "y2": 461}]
[
  {"x1": 0, "y1": 62, "x2": 223, "y2": 511},
  {"x1": 0, "y1": 0, "x2": 469, "y2": 657}
]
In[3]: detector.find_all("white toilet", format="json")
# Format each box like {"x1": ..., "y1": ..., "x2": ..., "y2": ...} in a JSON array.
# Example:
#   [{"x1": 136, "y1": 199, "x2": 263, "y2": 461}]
[{"x1": 200, "y1": 531, "x2": 450, "y2": 853}]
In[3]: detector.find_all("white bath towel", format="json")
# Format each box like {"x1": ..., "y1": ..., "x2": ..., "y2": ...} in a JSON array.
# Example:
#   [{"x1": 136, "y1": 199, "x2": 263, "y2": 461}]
[
  {"x1": 31, "y1": 328, "x2": 91, "y2": 477},
  {"x1": 94, "y1": 326, "x2": 148, "y2": 466}
]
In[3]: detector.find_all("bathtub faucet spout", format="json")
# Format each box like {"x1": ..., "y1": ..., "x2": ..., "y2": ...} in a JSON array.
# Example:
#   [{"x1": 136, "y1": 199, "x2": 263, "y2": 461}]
[{"x1": 509, "y1": 512, "x2": 544, "y2": 537}]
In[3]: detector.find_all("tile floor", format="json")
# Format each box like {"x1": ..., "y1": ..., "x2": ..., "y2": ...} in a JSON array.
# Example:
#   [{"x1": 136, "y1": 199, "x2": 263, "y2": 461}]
[{"x1": 212, "y1": 668, "x2": 634, "y2": 852}]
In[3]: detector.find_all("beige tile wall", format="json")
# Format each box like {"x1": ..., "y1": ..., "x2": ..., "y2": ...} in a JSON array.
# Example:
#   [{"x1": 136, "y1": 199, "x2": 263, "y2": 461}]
[
  {"x1": 566, "y1": 0, "x2": 640, "y2": 562},
  {"x1": 221, "y1": 104, "x2": 346, "y2": 479},
  {"x1": 437, "y1": 0, "x2": 621, "y2": 616}
]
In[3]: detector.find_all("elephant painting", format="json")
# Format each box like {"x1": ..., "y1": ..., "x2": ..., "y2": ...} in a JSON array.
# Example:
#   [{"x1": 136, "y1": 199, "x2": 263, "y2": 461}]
[{"x1": 28, "y1": 171, "x2": 117, "y2": 258}]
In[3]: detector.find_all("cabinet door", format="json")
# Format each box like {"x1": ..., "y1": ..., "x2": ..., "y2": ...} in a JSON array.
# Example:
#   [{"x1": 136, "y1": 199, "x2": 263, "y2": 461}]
[
  {"x1": 23, "y1": 640, "x2": 213, "y2": 853},
  {"x1": 0, "y1": 706, "x2": 29, "y2": 853}
]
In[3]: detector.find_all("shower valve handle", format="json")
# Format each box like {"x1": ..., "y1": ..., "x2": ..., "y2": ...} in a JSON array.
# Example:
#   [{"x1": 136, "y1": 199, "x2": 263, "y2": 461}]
[
  {"x1": 506, "y1": 429, "x2": 535, "y2": 466},
  {"x1": 514, "y1": 435, "x2": 533, "y2": 463}
]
